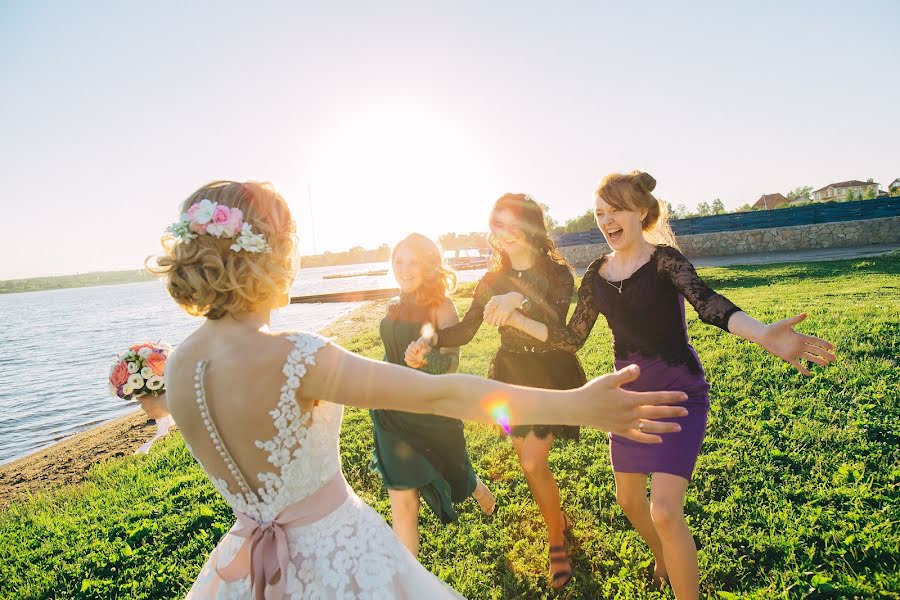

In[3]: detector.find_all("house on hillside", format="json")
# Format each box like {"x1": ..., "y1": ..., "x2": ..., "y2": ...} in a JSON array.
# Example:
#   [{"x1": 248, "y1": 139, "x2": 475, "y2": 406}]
[
  {"x1": 753, "y1": 193, "x2": 790, "y2": 209},
  {"x1": 813, "y1": 179, "x2": 879, "y2": 201},
  {"x1": 889, "y1": 178, "x2": 900, "y2": 194}
]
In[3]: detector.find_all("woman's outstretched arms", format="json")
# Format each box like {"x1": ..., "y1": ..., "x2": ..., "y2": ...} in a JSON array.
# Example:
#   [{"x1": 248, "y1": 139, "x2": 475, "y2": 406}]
[
  {"x1": 656, "y1": 246, "x2": 836, "y2": 375},
  {"x1": 304, "y1": 341, "x2": 688, "y2": 444},
  {"x1": 725, "y1": 312, "x2": 836, "y2": 376}
]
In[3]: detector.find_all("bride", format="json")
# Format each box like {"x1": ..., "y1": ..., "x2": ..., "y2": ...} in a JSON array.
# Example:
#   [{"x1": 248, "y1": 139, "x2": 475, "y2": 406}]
[{"x1": 150, "y1": 180, "x2": 688, "y2": 599}]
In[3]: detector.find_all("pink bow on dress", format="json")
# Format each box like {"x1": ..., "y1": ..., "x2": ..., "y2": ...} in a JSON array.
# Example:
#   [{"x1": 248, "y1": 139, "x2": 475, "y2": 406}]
[{"x1": 216, "y1": 472, "x2": 351, "y2": 600}]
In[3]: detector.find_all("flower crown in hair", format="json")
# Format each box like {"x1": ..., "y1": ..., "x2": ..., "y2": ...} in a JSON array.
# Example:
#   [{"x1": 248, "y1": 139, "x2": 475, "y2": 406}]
[{"x1": 166, "y1": 198, "x2": 271, "y2": 253}]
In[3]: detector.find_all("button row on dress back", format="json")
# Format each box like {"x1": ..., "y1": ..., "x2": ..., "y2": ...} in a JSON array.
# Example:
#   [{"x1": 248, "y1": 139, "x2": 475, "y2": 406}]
[{"x1": 195, "y1": 361, "x2": 255, "y2": 498}]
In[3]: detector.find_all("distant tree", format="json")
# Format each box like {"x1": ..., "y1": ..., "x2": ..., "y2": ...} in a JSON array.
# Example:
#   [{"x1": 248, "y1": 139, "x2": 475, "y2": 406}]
[
  {"x1": 439, "y1": 231, "x2": 488, "y2": 250},
  {"x1": 845, "y1": 190, "x2": 860, "y2": 202},
  {"x1": 711, "y1": 198, "x2": 726, "y2": 214},
  {"x1": 538, "y1": 202, "x2": 559, "y2": 233},
  {"x1": 891, "y1": 187, "x2": 900, "y2": 197},
  {"x1": 786, "y1": 185, "x2": 813, "y2": 201},
  {"x1": 695, "y1": 201, "x2": 712, "y2": 216},
  {"x1": 438, "y1": 233, "x2": 458, "y2": 249},
  {"x1": 555, "y1": 209, "x2": 596, "y2": 234},
  {"x1": 735, "y1": 203, "x2": 755, "y2": 212},
  {"x1": 672, "y1": 203, "x2": 691, "y2": 219},
  {"x1": 863, "y1": 187, "x2": 877, "y2": 200}
]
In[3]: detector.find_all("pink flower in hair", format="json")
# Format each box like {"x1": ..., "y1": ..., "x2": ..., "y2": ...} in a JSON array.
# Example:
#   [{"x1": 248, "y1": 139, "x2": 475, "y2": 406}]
[
  {"x1": 227, "y1": 207, "x2": 244, "y2": 237},
  {"x1": 212, "y1": 205, "x2": 231, "y2": 226}
]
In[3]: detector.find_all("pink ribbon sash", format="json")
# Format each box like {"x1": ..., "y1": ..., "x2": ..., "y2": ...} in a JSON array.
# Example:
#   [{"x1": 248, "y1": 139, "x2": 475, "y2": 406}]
[{"x1": 215, "y1": 471, "x2": 351, "y2": 600}]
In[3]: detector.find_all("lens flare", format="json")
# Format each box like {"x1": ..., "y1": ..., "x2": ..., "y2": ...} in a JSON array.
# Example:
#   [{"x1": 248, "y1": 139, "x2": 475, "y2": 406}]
[
  {"x1": 489, "y1": 402, "x2": 512, "y2": 434},
  {"x1": 420, "y1": 323, "x2": 434, "y2": 340}
]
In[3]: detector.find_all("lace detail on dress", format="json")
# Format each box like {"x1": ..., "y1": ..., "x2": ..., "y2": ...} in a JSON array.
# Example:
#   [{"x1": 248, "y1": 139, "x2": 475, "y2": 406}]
[
  {"x1": 655, "y1": 245, "x2": 742, "y2": 331},
  {"x1": 545, "y1": 258, "x2": 603, "y2": 353},
  {"x1": 191, "y1": 333, "x2": 339, "y2": 522},
  {"x1": 545, "y1": 248, "x2": 741, "y2": 373},
  {"x1": 436, "y1": 255, "x2": 574, "y2": 352},
  {"x1": 185, "y1": 331, "x2": 462, "y2": 599}
]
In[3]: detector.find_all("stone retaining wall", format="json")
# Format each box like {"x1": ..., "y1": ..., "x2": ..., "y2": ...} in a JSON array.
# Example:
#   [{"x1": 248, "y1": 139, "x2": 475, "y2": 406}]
[{"x1": 558, "y1": 216, "x2": 900, "y2": 267}]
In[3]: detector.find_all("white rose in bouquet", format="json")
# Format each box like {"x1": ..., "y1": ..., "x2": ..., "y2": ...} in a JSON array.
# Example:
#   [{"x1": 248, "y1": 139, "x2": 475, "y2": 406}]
[
  {"x1": 127, "y1": 361, "x2": 140, "y2": 374},
  {"x1": 128, "y1": 373, "x2": 144, "y2": 390},
  {"x1": 141, "y1": 367, "x2": 155, "y2": 379},
  {"x1": 137, "y1": 347, "x2": 153, "y2": 358},
  {"x1": 123, "y1": 384, "x2": 134, "y2": 396},
  {"x1": 146, "y1": 376, "x2": 164, "y2": 391}
]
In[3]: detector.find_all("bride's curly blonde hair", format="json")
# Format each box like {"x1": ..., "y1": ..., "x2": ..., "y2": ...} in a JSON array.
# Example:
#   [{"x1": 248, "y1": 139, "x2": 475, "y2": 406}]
[{"x1": 148, "y1": 181, "x2": 298, "y2": 319}]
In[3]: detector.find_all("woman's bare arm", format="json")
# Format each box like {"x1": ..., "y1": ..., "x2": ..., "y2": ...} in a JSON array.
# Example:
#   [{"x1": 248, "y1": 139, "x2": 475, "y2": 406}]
[{"x1": 302, "y1": 341, "x2": 688, "y2": 444}]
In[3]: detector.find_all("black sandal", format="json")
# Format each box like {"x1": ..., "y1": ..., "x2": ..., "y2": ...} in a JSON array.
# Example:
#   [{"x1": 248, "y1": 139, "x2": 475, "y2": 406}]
[{"x1": 549, "y1": 543, "x2": 573, "y2": 591}]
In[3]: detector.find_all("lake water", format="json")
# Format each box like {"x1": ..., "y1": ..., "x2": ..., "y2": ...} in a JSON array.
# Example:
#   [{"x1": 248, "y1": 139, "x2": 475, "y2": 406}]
[{"x1": 0, "y1": 263, "x2": 486, "y2": 465}]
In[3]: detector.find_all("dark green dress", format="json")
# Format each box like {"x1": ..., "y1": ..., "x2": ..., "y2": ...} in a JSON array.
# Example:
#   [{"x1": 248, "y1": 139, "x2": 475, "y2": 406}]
[{"x1": 369, "y1": 296, "x2": 478, "y2": 524}]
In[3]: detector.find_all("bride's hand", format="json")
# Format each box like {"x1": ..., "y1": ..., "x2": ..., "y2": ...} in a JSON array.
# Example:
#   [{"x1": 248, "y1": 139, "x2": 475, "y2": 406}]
[
  {"x1": 757, "y1": 313, "x2": 836, "y2": 376},
  {"x1": 579, "y1": 365, "x2": 689, "y2": 444}
]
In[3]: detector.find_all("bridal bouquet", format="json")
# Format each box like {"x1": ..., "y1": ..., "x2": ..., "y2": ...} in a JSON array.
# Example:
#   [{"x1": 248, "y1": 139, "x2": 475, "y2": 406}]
[{"x1": 108, "y1": 341, "x2": 172, "y2": 401}]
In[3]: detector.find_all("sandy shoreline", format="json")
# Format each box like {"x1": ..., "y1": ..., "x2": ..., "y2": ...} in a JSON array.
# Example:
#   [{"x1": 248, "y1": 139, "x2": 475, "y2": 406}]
[
  {"x1": 0, "y1": 299, "x2": 389, "y2": 510},
  {"x1": 0, "y1": 411, "x2": 158, "y2": 508}
]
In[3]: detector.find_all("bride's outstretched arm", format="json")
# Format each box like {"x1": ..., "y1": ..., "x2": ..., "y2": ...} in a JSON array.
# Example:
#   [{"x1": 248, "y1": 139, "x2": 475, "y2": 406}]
[{"x1": 303, "y1": 342, "x2": 688, "y2": 444}]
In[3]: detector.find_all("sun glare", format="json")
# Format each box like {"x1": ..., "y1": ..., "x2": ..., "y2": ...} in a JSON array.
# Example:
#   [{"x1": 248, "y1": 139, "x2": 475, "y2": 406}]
[{"x1": 308, "y1": 106, "x2": 495, "y2": 252}]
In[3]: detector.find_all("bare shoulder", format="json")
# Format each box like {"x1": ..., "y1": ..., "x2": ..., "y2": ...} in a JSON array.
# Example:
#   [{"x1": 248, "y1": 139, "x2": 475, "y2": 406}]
[{"x1": 435, "y1": 297, "x2": 460, "y2": 326}]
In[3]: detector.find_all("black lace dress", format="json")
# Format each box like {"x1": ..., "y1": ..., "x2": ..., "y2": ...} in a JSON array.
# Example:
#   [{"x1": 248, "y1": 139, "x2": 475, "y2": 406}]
[
  {"x1": 434, "y1": 254, "x2": 587, "y2": 440},
  {"x1": 545, "y1": 245, "x2": 742, "y2": 479}
]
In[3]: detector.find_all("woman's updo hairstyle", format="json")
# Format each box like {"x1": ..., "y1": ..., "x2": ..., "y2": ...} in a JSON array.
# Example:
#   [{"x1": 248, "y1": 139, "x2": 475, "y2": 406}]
[
  {"x1": 149, "y1": 180, "x2": 298, "y2": 319},
  {"x1": 596, "y1": 171, "x2": 678, "y2": 247}
]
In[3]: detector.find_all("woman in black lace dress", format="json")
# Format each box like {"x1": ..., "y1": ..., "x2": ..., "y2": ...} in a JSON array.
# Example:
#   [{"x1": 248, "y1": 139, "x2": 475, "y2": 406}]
[
  {"x1": 406, "y1": 194, "x2": 585, "y2": 590},
  {"x1": 489, "y1": 172, "x2": 836, "y2": 598}
]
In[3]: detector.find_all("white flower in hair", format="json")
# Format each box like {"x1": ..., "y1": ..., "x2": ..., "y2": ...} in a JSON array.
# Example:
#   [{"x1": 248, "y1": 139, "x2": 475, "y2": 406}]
[
  {"x1": 166, "y1": 199, "x2": 271, "y2": 253},
  {"x1": 190, "y1": 198, "x2": 217, "y2": 225},
  {"x1": 166, "y1": 213, "x2": 196, "y2": 243},
  {"x1": 230, "y1": 222, "x2": 272, "y2": 253}
]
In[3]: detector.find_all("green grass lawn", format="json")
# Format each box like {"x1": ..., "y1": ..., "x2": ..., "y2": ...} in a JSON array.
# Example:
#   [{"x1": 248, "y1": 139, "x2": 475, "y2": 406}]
[{"x1": 1, "y1": 255, "x2": 897, "y2": 599}]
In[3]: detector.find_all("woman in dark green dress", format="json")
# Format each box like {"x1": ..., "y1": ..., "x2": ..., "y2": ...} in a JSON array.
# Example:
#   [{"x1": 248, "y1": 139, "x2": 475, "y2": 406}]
[{"x1": 371, "y1": 233, "x2": 495, "y2": 557}]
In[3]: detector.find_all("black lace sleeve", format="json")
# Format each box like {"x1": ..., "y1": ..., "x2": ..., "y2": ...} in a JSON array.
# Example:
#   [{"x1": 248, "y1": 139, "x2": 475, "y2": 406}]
[
  {"x1": 545, "y1": 260, "x2": 603, "y2": 352},
  {"x1": 527, "y1": 261, "x2": 575, "y2": 325},
  {"x1": 655, "y1": 246, "x2": 742, "y2": 331},
  {"x1": 434, "y1": 276, "x2": 492, "y2": 348}
]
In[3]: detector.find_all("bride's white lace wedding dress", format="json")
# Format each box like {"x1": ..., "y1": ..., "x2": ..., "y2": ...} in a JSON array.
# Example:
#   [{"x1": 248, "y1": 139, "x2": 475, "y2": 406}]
[{"x1": 184, "y1": 332, "x2": 464, "y2": 599}]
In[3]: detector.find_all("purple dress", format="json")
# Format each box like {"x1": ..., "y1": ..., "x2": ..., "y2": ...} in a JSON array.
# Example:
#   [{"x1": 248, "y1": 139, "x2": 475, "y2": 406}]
[{"x1": 546, "y1": 246, "x2": 742, "y2": 480}]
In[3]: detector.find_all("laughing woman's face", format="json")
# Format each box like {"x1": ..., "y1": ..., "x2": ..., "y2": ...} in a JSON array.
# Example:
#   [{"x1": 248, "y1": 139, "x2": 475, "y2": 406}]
[
  {"x1": 594, "y1": 196, "x2": 646, "y2": 251},
  {"x1": 489, "y1": 209, "x2": 528, "y2": 253},
  {"x1": 392, "y1": 245, "x2": 426, "y2": 293}
]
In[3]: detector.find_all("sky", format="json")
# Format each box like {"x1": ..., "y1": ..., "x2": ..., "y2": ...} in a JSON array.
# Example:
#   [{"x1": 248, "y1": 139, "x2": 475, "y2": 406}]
[{"x1": 1, "y1": 0, "x2": 898, "y2": 279}]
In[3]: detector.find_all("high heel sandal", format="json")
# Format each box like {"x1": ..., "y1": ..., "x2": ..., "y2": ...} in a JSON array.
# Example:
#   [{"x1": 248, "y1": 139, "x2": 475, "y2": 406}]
[
  {"x1": 562, "y1": 511, "x2": 573, "y2": 542},
  {"x1": 549, "y1": 542, "x2": 573, "y2": 591},
  {"x1": 472, "y1": 477, "x2": 496, "y2": 516}
]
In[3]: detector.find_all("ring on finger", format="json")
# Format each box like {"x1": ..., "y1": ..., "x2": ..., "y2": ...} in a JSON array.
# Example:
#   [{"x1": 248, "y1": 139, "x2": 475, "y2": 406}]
[{"x1": 638, "y1": 421, "x2": 644, "y2": 431}]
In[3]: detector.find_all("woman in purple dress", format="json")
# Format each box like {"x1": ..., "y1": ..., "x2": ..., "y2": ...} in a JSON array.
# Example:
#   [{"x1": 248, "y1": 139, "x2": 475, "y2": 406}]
[{"x1": 485, "y1": 171, "x2": 836, "y2": 599}]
